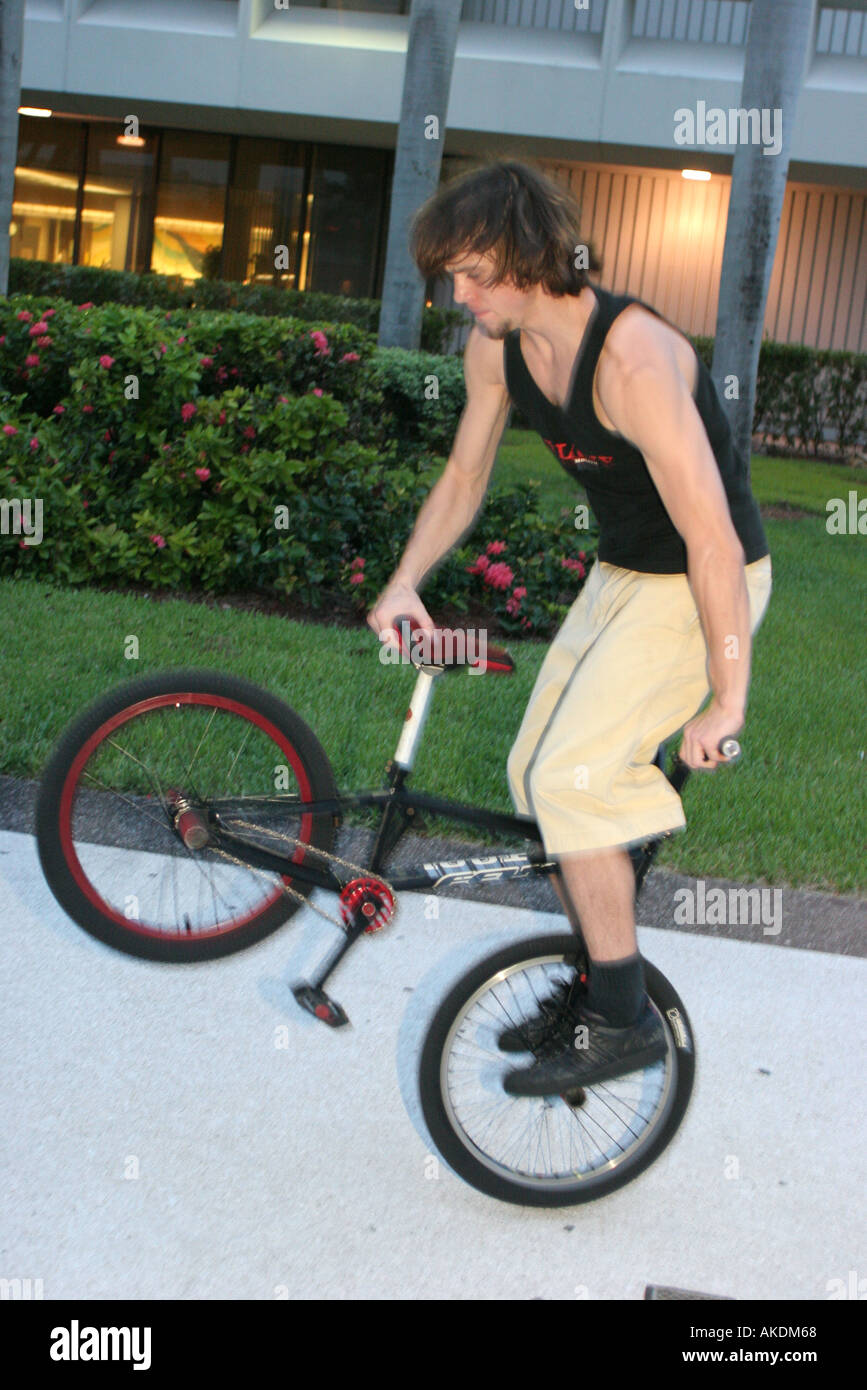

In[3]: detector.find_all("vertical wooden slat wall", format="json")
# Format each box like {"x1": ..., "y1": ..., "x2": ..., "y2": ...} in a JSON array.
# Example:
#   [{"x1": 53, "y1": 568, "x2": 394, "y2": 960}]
[{"x1": 440, "y1": 156, "x2": 866, "y2": 352}]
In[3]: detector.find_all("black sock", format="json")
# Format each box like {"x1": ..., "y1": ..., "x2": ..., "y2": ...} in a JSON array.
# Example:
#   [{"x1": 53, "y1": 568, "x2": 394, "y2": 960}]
[{"x1": 585, "y1": 953, "x2": 646, "y2": 1026}]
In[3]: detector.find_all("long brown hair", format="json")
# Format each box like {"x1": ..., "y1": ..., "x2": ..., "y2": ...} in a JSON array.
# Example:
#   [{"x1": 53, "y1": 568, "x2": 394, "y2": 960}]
[{"x1": 410, "y1": 158, "x2": 601, "y2": 296}]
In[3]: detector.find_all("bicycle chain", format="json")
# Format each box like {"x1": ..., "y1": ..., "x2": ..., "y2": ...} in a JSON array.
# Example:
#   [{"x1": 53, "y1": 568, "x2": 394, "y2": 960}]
[{"x1": 209, "y1": 816, "x2": 399, "y2": 932}]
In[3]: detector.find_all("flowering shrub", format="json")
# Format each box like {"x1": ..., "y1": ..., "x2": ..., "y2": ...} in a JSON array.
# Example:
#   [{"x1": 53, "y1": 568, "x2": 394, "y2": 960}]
[{"x1": 0, "y1": 296, "x2": 597, "y2": 632}]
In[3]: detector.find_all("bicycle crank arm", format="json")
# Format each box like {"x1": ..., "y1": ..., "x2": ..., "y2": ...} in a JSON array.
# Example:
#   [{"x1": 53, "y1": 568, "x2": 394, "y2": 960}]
[{"x1": 292, "y1": 983, "x2": 350, "y2": 1028}]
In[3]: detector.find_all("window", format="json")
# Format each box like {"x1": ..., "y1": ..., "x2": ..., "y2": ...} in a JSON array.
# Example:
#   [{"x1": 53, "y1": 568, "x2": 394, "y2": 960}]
[
  {"x1": 10, "y1": 116, "x2": 84, "y2": 266},
  {"x1": 303, "y1": 145, "x2": 389, "y2": 297},
  {"x1": 222, "y1": 138, "x2": 307, "y2": 286},
  {"x1": 151, "y1": 130, "x2": 231, "y2": 282},
  {"x1": 79, "y1": 123, "x2": 156, "y2": 273}
]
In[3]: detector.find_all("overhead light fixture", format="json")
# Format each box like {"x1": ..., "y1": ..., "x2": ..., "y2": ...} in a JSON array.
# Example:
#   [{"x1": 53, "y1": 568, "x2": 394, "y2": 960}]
[
  {"x1": 682, "y1": 169, "x2": 711, "y2": 181},
  {"x1": 19, "y1": 107, "x2": 52, "y2": 118}
]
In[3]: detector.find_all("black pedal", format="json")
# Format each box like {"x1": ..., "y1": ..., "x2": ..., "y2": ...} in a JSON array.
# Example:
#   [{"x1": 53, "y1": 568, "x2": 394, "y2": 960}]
[{"x1": 292, "y1": 983, "x2": 350, "y2": 1028}]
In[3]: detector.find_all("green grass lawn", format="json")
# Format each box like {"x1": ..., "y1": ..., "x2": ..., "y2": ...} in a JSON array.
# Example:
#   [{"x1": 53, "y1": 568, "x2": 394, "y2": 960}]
[{"x1": 1, "y1": 439, "x2": 864, "y2": 895}]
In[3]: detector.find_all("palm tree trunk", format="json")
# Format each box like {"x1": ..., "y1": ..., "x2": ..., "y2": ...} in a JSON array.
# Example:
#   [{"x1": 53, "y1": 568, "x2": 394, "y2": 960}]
[
  {"x1": 711, "y1": 0, "x2": 816, "y2": 466},
  {"x1": 0, "y1": 0, "x2": 26, "y2": 297},
  {"x1": 377, "y1": 0, "x2": 463, "y2": 350}
]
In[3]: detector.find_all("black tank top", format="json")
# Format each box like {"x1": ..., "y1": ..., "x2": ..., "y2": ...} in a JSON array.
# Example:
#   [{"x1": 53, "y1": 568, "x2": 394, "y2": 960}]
[{"x1": 502, "y1": 282, "x2": 769, "y2": 574}]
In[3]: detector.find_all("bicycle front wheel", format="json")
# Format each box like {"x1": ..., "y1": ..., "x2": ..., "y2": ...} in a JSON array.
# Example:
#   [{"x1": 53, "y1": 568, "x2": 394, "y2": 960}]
[
  {"x1": 36, "y1": 668, "x2": 337, "y2": 962},
  {"x1": 419, "y1": 933, "x2": 695, "y2": 1207}
]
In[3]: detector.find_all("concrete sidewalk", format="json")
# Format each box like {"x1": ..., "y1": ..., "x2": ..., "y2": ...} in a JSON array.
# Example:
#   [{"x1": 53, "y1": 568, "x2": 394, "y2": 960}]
[{"x1": 1, "y1": 826, "x2": 864, "y2": 1301}]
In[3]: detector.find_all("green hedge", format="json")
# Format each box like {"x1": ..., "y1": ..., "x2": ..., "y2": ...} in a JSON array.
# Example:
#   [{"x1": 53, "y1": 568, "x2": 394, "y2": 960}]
[
  {"x1": 0, "y1": 293, "x2": 587, "y2": 633},
  {"x1": 7, "y1": 257, "x2": 464, "y2": 356}
]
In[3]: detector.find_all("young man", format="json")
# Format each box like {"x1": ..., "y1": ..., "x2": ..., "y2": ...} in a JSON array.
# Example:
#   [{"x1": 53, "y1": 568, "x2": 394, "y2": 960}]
[{"x1": 366, "y1": 159, "x2": 773, "y2": 1095}]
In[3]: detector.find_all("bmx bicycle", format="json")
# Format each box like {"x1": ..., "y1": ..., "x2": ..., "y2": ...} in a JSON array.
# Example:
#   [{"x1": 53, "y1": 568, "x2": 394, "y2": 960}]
[{"x1": 36, "y1": 616, "x2": 739, "y2": 1207}]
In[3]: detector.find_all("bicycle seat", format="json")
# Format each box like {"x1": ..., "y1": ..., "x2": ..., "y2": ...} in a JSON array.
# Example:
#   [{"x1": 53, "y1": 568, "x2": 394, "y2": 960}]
[{"x1": 392, "y1": 616, "x2": 514, "y2": 675}]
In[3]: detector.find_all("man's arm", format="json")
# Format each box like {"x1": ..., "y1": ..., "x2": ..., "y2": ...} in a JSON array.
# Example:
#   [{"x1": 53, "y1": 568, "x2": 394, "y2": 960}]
[
  {"x1": 596, "y1": 310, "x2": 753, "y2": 768},
  {"x1": 367, "y1": 326, "x2": 511, "y2": 638}
]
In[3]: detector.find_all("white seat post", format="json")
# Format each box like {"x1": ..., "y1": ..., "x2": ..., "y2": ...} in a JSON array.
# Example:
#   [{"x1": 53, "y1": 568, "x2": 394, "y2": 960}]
[{"x1": 392, "y1": 668, "x2": 442, "y2": 771}]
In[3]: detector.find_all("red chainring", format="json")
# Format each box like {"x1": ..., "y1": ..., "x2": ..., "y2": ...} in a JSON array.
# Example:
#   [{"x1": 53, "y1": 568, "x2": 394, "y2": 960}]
[{"x1": 338, "y1": 877, "x2": 395, "y2": 933}]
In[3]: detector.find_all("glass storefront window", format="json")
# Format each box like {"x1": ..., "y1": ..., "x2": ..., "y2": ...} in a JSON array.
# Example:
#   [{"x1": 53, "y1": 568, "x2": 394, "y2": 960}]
[
  {"x1": 222, "y1": 138, "x2": 307, "y2": 286},
  {"x1": 303, "y1": 144, "x2": 388, "y2": 297},
  {"x1": 10, "y1": 116, "x2": 84, "y2": 266},
  {"x1": 79, "y1": 123, "x2": 156, "y2": 273},
  {"x1": 152, "y1": 131, "x2": 231, "y2": 282}
]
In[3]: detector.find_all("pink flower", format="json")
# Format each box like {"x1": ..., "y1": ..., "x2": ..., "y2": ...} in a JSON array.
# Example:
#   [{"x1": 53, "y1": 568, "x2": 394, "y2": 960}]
[
  {"x1": 162, "y1": 444, "x2": 172, "y2": 453},
  {"x1": 312, "y1": 388, "x2": 323, "y2": 397},
  {"x1": 29, "y1": 322, "x2": 49, "y2": 336},
  {"x1": 512, "y1": 586, "x2": 527, "y2": 600},
  {"x1": 199, "y1": 356, "x2": 213, "y2": 367},
  {"x1": 53, "y1": 404, "x2": 65, "y2": 415},
  {"x1": 82, "y1": 404, "x2": 94, "y2": 413},
  {"x1": 177, "y1": 336, "x2": 186, "y2": 344},
  {"x1": 181, "y1": 402, "x2": 196, "y2": 422},
  {"x1": 99, "y1": 355, "x2": 114, "y2": 369},
  {"x1": 505, "y1": 598, "x2": 520, "y2": 616},
  {"x1": 230, "y1": 367, "x2": 238, "y2": 376},
  {"x1": 483, "y1": 561, "x2": 514, "y2": 591},
  {"x1": 179, "y1": 471, "x2": 186, "y2": 478},
  {"x1": 82, "y1": 499, "x2": 89, "y2": 508},
  {"x1": 103, "y1": 430, "x2": 112, "y2": 441},
  {"x1": 578, "y1": 550, "x2": 586, "y2": 561},
  {"x1": 310, "y1": 330, "x2": 330, "y2": 357},
  {"x1": 0, "y1": 335, "x2": 5, "y2": 344},
  {"x1": 29, "y1": 437, "x2": 39, "y2": 451},
  {"x1": 25, "y1": 354, "x2": 39, "y2": 367},
  {"x1": 278, "y1": 396, "x2": 288, "y2": 404},
  {"x1": 19, "y1": 539, "x2": 28, "y2": 549},
  {"x1": 43, "y1": 308, "x2": 56, "y2": 318},
  {"x1": 195, "y1": 467, "x2": 211, "y2": 481},
  {"x1": 240, "y1": 443, "x2": 250, "y2": 453},
  {"x1": 486, "y1": 540, "x2": 506, "y2": 555},
  {"x1": 340, "y1": 352, "x2": 360, "y2": 364},
  {"x1": 108, "y1": 451, "x2": 116, "y2": 463},
  {"x1": 349, "y1": 572, "x2": 365, "y2": 586},
  {"x1": 36, "y1": 336, "x2": 52, "y2": 347},
  {"x1": 76, "y1": 302, "x2": 94, "y2": 310},
  {"x1": 350, "y1": 557, "x2": 365, "y2": 570},
  {"x1": 522, "y1": 617, "x2": 532, "y2": 630},
  {"x1": 216, "y1": 366, "x2": 227, "y2": 381},
  {"x1": 3, "y1": 424, "x2": 18, "y2": 436},
  {"x1": 158, "y1": 343, "x2": 167, "y2": 355},
  {"x1": 467, "y1": 554, "x2": 490, "y2": 575},
  {"x1": 243, "y1": 425, "x2": 255, "y2": 439},
  {"x1": 150, "y1": 534, "x2": 166, "y2": 548},
  {"x1": 16, "y1": 310, "x2": 33, "y2": 321},
  {"x1": 217, "y1": 410, "x2": 226, "y2": 425}
]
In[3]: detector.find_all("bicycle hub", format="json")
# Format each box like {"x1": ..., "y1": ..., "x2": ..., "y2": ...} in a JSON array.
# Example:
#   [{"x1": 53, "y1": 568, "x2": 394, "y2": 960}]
[{"x1": 173, "y1": 801, "x2": 210, "y2": 851}]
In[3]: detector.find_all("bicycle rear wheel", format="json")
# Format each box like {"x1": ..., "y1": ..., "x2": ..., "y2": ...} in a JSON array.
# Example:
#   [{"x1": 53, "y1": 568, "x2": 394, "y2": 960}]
[
  {"x1": 36, "y1": 668, "x2": 337, "y2": 962},
  {"x1": 419, "y1": 933, "x2": 695, "y2": 1206}
]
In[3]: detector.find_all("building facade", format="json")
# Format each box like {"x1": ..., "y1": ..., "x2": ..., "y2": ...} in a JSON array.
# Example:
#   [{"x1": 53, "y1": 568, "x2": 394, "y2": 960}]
[{"x1": 10, "y1": 0, "x2": 867, "y2": 351}]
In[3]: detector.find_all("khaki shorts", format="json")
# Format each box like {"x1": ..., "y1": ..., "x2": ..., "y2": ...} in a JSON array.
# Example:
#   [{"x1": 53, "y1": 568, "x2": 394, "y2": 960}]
[{"x1": 506, "y1": 555, "x2": 773, "y2": 855}]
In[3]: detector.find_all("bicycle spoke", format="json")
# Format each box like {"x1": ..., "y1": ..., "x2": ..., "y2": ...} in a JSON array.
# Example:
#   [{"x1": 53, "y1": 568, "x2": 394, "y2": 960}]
[{"x1": 438, "y1": 952, "x2": 675, "y2": 1190}]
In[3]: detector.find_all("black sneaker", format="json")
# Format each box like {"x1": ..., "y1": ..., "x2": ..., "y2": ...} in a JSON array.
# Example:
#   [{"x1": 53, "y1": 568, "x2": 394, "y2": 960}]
[
  {"x1": 502, "y1": 999, "x2": 668, "y2": 1096},
  {"x1": 496, "y1": 971, "x2": 584, "y2": 1053}
]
